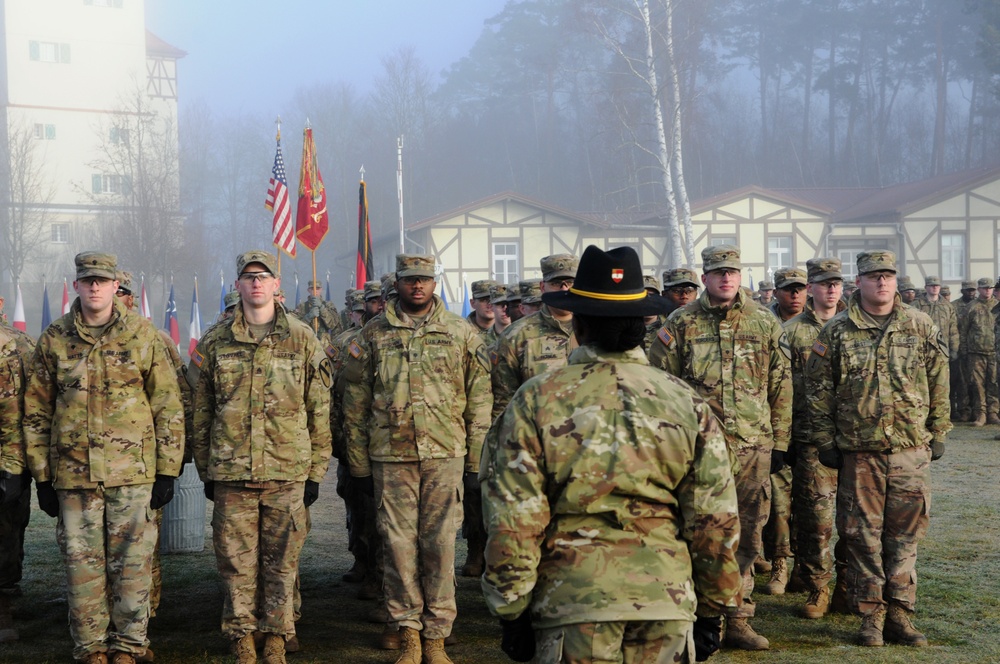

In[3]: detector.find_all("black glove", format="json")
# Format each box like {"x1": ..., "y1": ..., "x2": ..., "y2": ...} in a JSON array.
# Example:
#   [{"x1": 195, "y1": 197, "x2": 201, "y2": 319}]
[
  {"x1": 463, "y1": 471, "x2": 480, "y2": 496},
  {"x1": 36, "y1": 481, "x2": 59, "y2": 518},
  {"x1": 931, "y1": 441, "x2": 945, "y2": 461},
  {"x1": 818, "y1": 447, "x2": 843, "y2": 470},
  {"x1": 769, "y1": 450, "x2": 786, "y2": 475},
  {"x1": 356, "y1": 475, "x2": 375, "y2": 497},
  {"x1": 203, "y1": 480, "x2": 215, "y2": 501},
  {"x1": 0, "y1": 471, "x2": 23, "y2": 506},
  {"x1": 692, "y1": 615, "x2": 722, "y2": 661},
  {"x1": 499, "y1": 612, "x2": 535, "y2": 662},
  {"x1": 784, "y1": 443, "x2": 797, "y2": 469},
  {"x1": 303, "y1": 480, "x2": 320, "y2": 507},
  {"x1": 149, "y1": 475, "x2": 176, "y2": 509}
]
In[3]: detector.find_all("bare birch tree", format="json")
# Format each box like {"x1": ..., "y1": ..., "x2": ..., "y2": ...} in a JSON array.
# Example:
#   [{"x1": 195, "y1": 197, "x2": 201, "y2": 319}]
[{"x1": 0, "y1": 121, "x2": 55, "y2": 284}]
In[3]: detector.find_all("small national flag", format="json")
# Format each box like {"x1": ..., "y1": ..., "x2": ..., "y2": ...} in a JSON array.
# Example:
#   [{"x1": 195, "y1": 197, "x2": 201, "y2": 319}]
[
  {"x1": 325, "y1": 276, "x2": 331, "y2": 302},
  {"x1": 61, "y1": 279, "x2": 71, "y2": 315},
  {"x1": 266, "y1": 132, "x2": 296, "y2": 257},
  {"x1": 441, "y1": 282, "x2": 450, "y2": 313},
  {"x1": 12, "y1": 283, "x2": 26, "y2": 332},
  {"x1": 218, "y1": 275, "x2": 226, "y2": 315},
  {"x1": 294, "y1": 274, "x2": 301, "y2": 308},
  {"x1": 749, "y1": 269, "x2": 755, "y2": 292},
  {"x1": 356, "y1": 180, "x2": 374, "y2": 288},
  {"x1": 164, "y1": 284, "x2": 180, "y2": 348},
  {"x1": 295, "y1": 126, "x2": 329, "y2": 252},
  {"x1": 461, "y1": 278, "x2": 471, "y2": 318},
  {"x1": 188, "y1": 279, "x2": 202, "y2": 357},
  {"x1": 40, "y1": 284, "x2": 51, "y2": 332},
  {"x1": 139, "y1": 277, "x2": 152, "y2": 320}
]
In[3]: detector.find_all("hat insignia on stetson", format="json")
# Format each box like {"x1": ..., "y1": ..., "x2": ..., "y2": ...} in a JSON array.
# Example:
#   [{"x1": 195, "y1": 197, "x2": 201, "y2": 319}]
[{"x1": 611, "y1": 269, "x2": 624, "y2": 283}]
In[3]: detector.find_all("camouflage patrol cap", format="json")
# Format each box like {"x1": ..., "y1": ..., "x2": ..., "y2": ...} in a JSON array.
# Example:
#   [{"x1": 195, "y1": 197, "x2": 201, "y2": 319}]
[
  {"x1": 856, "y1": 250, "x2": 896, "y2": 275},
  {"x1": 941, "y1": 285, "x2": 951, "y2": 296},
  {"x1": 701, "y1": 244, "x2": 741, "y2": 273},
  {"x1": 774, "y1": 267, "x2": 808, "y2": 289},
  {"x1": 471, "y1": 279, "x2": 498, "y2": 300},
  {"x1": 662, "y1": 268, "x2": 699, "y2": 289},
  {"x1": 961, "y1": 280, "x2": 977, "y2": 290},
  {"x1": 489, "y1": 283, "x2": 509, "y2": 305},
  {"x1": 308, "y1": 280, "x2": 323, "y2": 289},
  {"x1": 504, "y1": 283, "x2": 522, "y2": 303},
  {"x1": 115, "y1": 271, "x2": 134, "y2": 295},
  {"x1": 977, "y1": 277, "x2": 994, "y2": 288},
  {"x1": 757, "y1": 280, "x2": 774, "y2": 291},
  {"x1": 806, "y1": 257, "x2": 842, "y2": 283},
  {"x1": 924, "y1": 275, "x2": 941, "y2": 286},
  {"x1": 237, "y1": 250, "x2": 278, "y2": 276},
  {"x1": 540, "y1": 254, "x2": 578, "y2": 282},
  {"x1": 519, "y1": 279, "x2": 542, "y2": 304},
  {"x1": 897, "y1": 276, "x2": 916, "y2": 293},
  {"x1": 224, "y1": 290, "x2": 240, "y2": 309},
  {"x1": 643, "y1": 275, "x2": 660, "y2": 293},
  {"x1": 274, "y1": 288, "x2": 286, "y2": 299},
  {"x1": 381, "y1": 273, "x2": 397, "y2": 298},
  {"x1": 350, "y1": 289, "x2": 366, "y2": 312},
  {"x1": 843, "y1": 281, "x2": 857, "y2": 293},
  {"x1": 915, "y1": 287, "x2": 926, "y2": 298},
  {"x1": 363, "y1": 280, "x2": 382, "y2": 301},
  {"x1": 75, "y1": 251, "x2": 117, "y2": 280},
  {"x1": 395, "y1": 254, "x2": 436, "y2": 279}
]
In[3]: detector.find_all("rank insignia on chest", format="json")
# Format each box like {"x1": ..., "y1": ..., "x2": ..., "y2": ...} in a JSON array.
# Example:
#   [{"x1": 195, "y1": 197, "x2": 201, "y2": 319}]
[
  {"x1": 657, "y1": 327, "x2": 674, "y2": 347},
  {"x1": 348, "y1": 340, "x2": 363, "y2": 359},
  {"x1": 191, "y1": 348, "x2": 204, "y2": 368},
  {"x1": 812, "y1": 340, "x2": 828, "y2": 357}
]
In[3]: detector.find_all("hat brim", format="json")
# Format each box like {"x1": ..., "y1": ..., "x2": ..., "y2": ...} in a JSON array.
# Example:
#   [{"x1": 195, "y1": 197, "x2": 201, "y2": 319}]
[
  {"x1": 542, "y1": 290, "x2": 671, "y2": 317},
  {"x1": 396, "y1": 269, "x2": 436, "y2": 279},
  {"x1": 704, "y1": 261, "x2": 742, "y2": 273},
  {"x1": 777, "y1": 279, "x2": 808, "y2": 289},
  {"x1": 809, "y1": 273, "x2": 843, "y2": 283},
  {"x1": 77, "y1": 269, "x2": 117, "y2": 280}
]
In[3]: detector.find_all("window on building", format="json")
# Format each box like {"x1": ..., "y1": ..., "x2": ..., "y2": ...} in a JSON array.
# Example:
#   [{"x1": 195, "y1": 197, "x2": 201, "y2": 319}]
[
  {"x1": 92, "y1": 173, "x2": 131, "y2": 195},
  {"x1": 709, "y1": 235, "x2": 737, "y2": 247},
  {"x1": 110, "y1": 126, "x2": 129, "y2": 145},
  {"x1": 767, "y1": 236, "x2": 793, "y2": 271},
  {"x1": 831, "y1": 239, "x2": 892, "y2": 280},
  {"x1": 34, "y1": 124, "x2": 56, "y2": 140},
  {"x1": 492, "y1": 242, "x2": 519, "y2": 284},
  {"x1": 85, "y1": 0, "x2": 124, "y2": 7},
  {"x1": 51, "y1": 223, "x2": 70, "y2": 244},
  {"x1": 29, "y1": 41, "x2": 70, "y2": 63},
  {"x1": 941, "y1": 233, "x2": 966, "y2": 281}
]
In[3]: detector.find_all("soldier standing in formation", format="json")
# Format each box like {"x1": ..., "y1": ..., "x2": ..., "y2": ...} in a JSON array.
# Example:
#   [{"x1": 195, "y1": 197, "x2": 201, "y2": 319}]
[
  {"x1": 640, "y1": 274, "x2": 664, "y2": 353},
  {"x1": 503, "y1": 283, "x2": 524, "y2": 325},
  {"x1": 466, "y1": 279, "x2": 496, "y2": 334},
  {"x1": 649, "y1": 244, "x2": 792, "y2": 651},
  {"x1": 806, "y1": 250, "x2": 949, "y2": 648},
  {"x1": 189, "y1": 250, "x2": 332, "y2": 664},
  {"x1": 343, "y1": 254, "x2": 492, "y2": 664},
  {"x1": 483, "y1": 284, "x2": 511, "y2": 347},
  {"x1": 952, "y1": 280, "x2": 978, "y2": 420},
  {"x1": 293, "y1": 279, "x2": 343, "y2": 344},
  {"x1": 914, "y1": 275, "x2": 960, "y2": 423},
  {"x1": 754, "y1": 280, "x2": 775, "y2": 305},
  {"x1": 659, "y1": 268, "x2": 699, "y2": 316},
  {"x1": 515, "y1": 279, "x2": 542, "y2": 318},
  {"x1": 897, "y1": 276, "x2": 917, "y2": 305},
  {"x1": 959, "y1": 277, "x2": 999, "y2": 426},
  {"x1": 24, "y1": 252, "x2": 184, "y2": 664},
  {"x1": 481, "y1": 245, "x2": 741, "y2": 663}
]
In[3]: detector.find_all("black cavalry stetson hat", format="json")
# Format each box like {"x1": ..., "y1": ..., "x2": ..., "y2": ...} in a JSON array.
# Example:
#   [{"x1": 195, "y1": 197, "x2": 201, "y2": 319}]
[{"x1": 542, "y1": 245, "x2": 670, "y2": 317}]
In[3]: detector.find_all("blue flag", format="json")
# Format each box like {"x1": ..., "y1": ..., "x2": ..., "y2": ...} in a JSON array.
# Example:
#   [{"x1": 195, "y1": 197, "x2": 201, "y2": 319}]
[
  {"x1": 295, "y1": 276, "x2": 301, "y2": 308},
  {"x1": 40, "y1": 284, "x2": 51, "y2": 332},
  {"x1": 218, "y1": 276, "x2": 226, "y2": 315},
  {"x1": 440, "y1": 282, "x2": 450, "y2": 313},
  {"x1": 325, "y1": 277, "x2": 331, "y2": 302},
  {"x1": 461, "y1": 279, "x2": 471, "y2": 318}
]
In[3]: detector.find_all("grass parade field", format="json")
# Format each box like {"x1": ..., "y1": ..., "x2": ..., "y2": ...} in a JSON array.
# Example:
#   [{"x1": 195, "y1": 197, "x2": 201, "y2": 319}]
[{"x1": 4, "y1": 423, "x2": 999, "y2": 663}]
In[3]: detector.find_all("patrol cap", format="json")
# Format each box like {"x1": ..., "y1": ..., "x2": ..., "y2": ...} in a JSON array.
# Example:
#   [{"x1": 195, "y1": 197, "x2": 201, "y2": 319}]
[
  {"x1": 395, "y1": 254, "x2": 436, "y2": 279},
  {"x1": 961, "y1": 280, "x2": 976, "y2": 291},
  {"x1": 237, "y1": 250, "x2": 278, "y2": 276},
  {"x1": 897, "y1": 277, "x2": 916, "y2": 292},
  {"x1": 924, "y1": 275, "x2": 941, "y2": 287},
  {"x1": 115, "y1": 270, "x2": 134, "y2": 295},
  {"x1": 224, "y1": 291, "x2": 240, "y2": 309},
  {"x1": 856, "y1": 250, "x2": 896, "y2": 275},
  {"x1": 941, "y1": 285, "x2": 951, "y2": 296},
  {"x1": 540, "y1": 254, "x2": 578, "y2": 282},
  {"x1": 489, "y1": 283, "x2": 509, "y2": 305},
  {"x1": 701, "y1": 244, "x2": 741, "y2": 273},
  {"x1": 274, "y1": 288, "x2": 286, "y2": 299},
  {"x1": 519, "y1": 279, "x2": 542, "y2": 304},
  {"x1": 662, "y1": 268, "x2": 698, "y2": 289},
  {"x1": 381, "y1": 273, "x2": 397, "y2": 298},
  {"x1": 471, "y1": 279, "x2": 497, "y2": 300},
  {"x1": 363, "y1": 280, "x2": 382, "y2": 301},
  {"x1": 915, "y1": 287, "x2": 926, "y2": 297},
  {"x1": 806, "y1": 257, "x2": 842, "y2": 283},
  {"x1": 977, "y1": 277, "x2": 994, "y2": 288},
  {"x1": 350, "y1": 289, "x2": 366, "y2": 312},
  {"x1": 542, "y1": 245, "x2": 668, "y2": 317},
  {"x1": 308, "y1": 280, "x2": 323, "y2": 289},
  {"x1": 643, "y1": 275, "x2": 660, "y2": 293},
  {"x1": 504, "y1": 283, "x2": 522, "y2": 304},
  {"x1": 774, "y1": 267, "x2": 808, "y2": 289},
  {"x1": 757, "y1": 280, "x2": 774, "y2": 291},
  {"x1": 75, "y1": 251, "x2": 117, "y2": 280},
  {"x1": 843, "y1": 282, "x2": 857, "y2": 293}
]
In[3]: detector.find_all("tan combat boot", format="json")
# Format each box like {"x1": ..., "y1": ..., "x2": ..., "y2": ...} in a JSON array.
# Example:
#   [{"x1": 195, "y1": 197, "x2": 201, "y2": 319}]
[
  {"x1": 801, "y1": 586, "x2": 831, "y2": 619},
  {"x1": 422, "y1": 636, "x2": 454, "y2": 664},
  {"x1": 135, "y1": 647, "x2": 154, "y2": 662},
  {"x1": 829, "y1": 574, "x2": 851, "y2": 614},
  {"x1": 763, "y1": 557, "x2": 788, "y2": 595},
  {"x1": 261, "y1": 634, "x2": 286, "y2": 664},
  {"x1": 80, "y1": 653, "x2": 108, "y2": 664},
  {"x1": 110, "y1": 653, "x2": 136, "y2": 664},
  {"x1": 395, "y1": 627, "x2": 422, "y2": 664},
  {"x1": 231, "y1": 633, "x2": 257, "y2": 664},
  {"x1": 884, "y1": 603, "x2": 928, "y2": 646},
  {"x1": 972, "y1": 413, "x2": 986, "y2": 427},
  {"x1": 284, "y1": 635, "x2": 299, "y2": 653},
  {"x1": 381, "y1": 623, "x2": 402, "y2": 650},
  {"x1": 753, "y1": 555, "x2": 772, "y2": 575},
  {"x1": 461, "y1": 538, "x2": 485, "y2": 577},
  {"x1": 858, "y1": 605, "x2": 886, "y2": 647},
  {"x1": 988, "y1": 413, "x2": 1000, "y2": 425},
  {"x1": 785, "y1": 561, "x2": 808, "y2": 593},
  {"x1": 724, "y1": 617, "x2": 769, "y2": 650}
]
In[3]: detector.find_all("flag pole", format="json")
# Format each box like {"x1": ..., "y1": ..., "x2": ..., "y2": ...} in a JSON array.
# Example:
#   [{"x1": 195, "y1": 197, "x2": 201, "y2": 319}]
[
  {"x1": 275, "y1": 115, "x2": 282, "y2": 275},
  {"x1": 397, "y1": 135, "x2": 405, "y2": 253}
]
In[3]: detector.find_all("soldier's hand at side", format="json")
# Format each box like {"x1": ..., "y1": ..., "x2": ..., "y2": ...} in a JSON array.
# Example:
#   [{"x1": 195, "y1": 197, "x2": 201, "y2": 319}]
[
  {"x1": 0, "y1": 471, "x2": 22, "y2": 507},
  {"x1": 203, "y1": 480, "x2": 215, "y2": 501},
  {"x1": 693, "y1": 615, "x2": 722, "y2": 661},
  {"x1": 150, "y1": 475, "x2": 175, "y2": 509},
  {"x1": 356, "y1": 475, "x2": 375, "y2": 497},
  {"x1": 36, "y1": 481, "x2": 59, "y2": 518},
  {"x1": 499, "y1": 612, "x2": 535, "y2": 662},
  {"x1": 818, "y1": 447, "x2": 843, "y2": 470},
  {"x1": 303, "y1": 480, "x2": 320, "y2": 507},
  {"x1": 463, "y1": 471, "x2": 480, "y2": 496},
  {"x1": 769, "y1": 450, "x2": 786, "y2": 474},
  {"x1": 931, "y1": 441, "x2": 945, "y2": 461}
]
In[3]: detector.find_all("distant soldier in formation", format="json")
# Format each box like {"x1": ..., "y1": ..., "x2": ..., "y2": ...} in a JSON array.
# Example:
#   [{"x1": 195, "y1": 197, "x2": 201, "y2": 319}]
[
  {"x1": 481, "y1": 245, "x2": 740, "y2": 664},
  {"x1": 641, "y1": 274, "x2": 664, "y2": 353},
  {"x1": 940, "y1": 284, "x2": 951, "y2": 302},
  {"x1": 340, "y1": 288, "x2": 354, "y2": 330},
  {"x1": 516, "y1": 279, "x2": 542, "y2": 318},
  {"x1": 649, "y1": 244, "x2": 792, "y2": 651},
  {"x1": 841, "y1": 281, "x2": 857, "y2": 301},
  {"x1": 660, "y1": 268, "x2": 699, "y2": 316},
  {"x1": 897, "y1": 276, "x2": 917, "y2": 305},
  {"x1": 293, "y1": 279, "x2": 343, "y2": 344},
  {"x1": 755, "y1": 280, "x2": 775, "y2": 306},
  {"x1": 769, "y1": 268, "x2": 807, "y2": 322},
  {"x1": 504, "y1": 283, "x2": 524, "y2": 325},
  {"x1": 806, "y1": 250, "x2": 949, "y2": 648},
  {"x1": 914, "y1": 276, "x2": 960, "y2": 423},
  {"x1": 953, "y1": 280, "x2": 978, "y2": 420},
  {"x1": 466, "y1": 279, "x2": 497, "y2": 335},
  {"x1": 483, "y1": 284, "x2": 511, "y2": 347},
  {"x1": 959, "y1": 277, "x2": 999, "y2": 426}
]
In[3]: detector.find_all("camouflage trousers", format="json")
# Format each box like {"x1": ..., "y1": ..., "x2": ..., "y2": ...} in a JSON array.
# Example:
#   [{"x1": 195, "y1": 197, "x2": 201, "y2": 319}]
[
  {"x1": 374, "y1": 457, "x2": 464, "y2": 639},
  {"x1": 56, "y1": 484, "x2": 156, "y2": 660},
  {"x1": 728, "y1": 446, "x2": 771, "y2": 619},
  {"x1": 792, "y1": 446, "x2": 839, "y2": 589},
  {"x1": 149, "y1": 509, "x2": 163, "y2": 616},
  {"x1": 950, "y1": 359, "x2": 968, "y2": 417},
  {"x1": 763, "y1": 464, "x2": 793, "y2": 560},
  {"x1": 965, "y1": 353, "x2": 999, "y2": 417},
  {"x1": 211, "y1": 481, "x2": 307, "y2": 639},
  {"x1": 462, "y1": 482, "x2": 486, "y2": 564},
  {"x1": 0, "y1": 472, "x2": 31, "y2": 589},
  {"x1": 535, "y1": 619, "x2": 694, "y2": 664},
  {"x1": 837, "y1": 447, "x2": 931, "y2": 615}
]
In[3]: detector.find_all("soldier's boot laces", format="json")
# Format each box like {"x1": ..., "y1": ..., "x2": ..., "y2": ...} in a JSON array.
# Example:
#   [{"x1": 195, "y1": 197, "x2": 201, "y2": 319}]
[
  {"x1": 422, "y1": 637, "x2": 454, "y2": 664},
  {"x1": 830, "y1": 574, "x2": 851, "y2": 614},
  {"x1": 0, "y1": 594, "x2": 18, "y2": 643},
  {"x1": 110, "y1": 653, "x2": 136, "y2": 664},
  {"x1": 261, "y1": 634, "x2": 286, "y2": 664},
  {"x1": 858, "y1": 606, "x2": 886, "y2": 647},
  {"x1": 763, "y1": 557, "x2": 788, "y2": 595},
  {"x1": 231, "y1": 633, "x2": 257, "y2": 664},
  {"x1": 80, "y1": 653, "x2": 108, "y2": 664},
  {"x1": 394, "y1": 627, "x2": 421, "y2": 664},
  {"x1": 724, "y1": 617, "x2": 769, "y2": 650},
  {"x1": 753, "y1": 555, "x2": 772, "y2": 575},
  {"x1": 801, "y1": 586, "x2": 831, "y2": 619},
  {"x1": 885, "y1": 603, "x2": 928, "y2": 646}
]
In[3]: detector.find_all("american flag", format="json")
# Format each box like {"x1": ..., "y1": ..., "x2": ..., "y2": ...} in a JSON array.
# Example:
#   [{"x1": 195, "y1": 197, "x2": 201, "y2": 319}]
[{"x1": 266, "y1": 135, "x2": 296, "y2": 257}]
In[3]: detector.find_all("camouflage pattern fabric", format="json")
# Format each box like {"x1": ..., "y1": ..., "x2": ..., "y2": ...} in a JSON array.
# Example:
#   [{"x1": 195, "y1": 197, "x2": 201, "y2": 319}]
[
  {"x1": 960, "y1": 298, "x2": 998, "y2": 418},
  {"x1": 0, "y1": 326, "x2": 32, "y2": 589},
  {"x1": 729, "y1": 446, "x2": 770, "y2": 618},
  {"x1": 158, "y1": 329, "x2": 194, "y2": 462},
  {"x1": 914, "y1": 297, "x2": 959, "y2": 360},
  {"x1": 57, "y1": 484, "x2": 157, "y2": 660},
  {"x1": 480, "y1": 345, "x2": 740, "y2": 628},
  {"x1": 763, "y1": 466, "x2": 792, "y2": 560},
  {"x1": 534, "y1": 619, "x2": 693, "y2": 664},
  {"x1": 292, "y1": 299, "x2": 343, "y2": 345}
]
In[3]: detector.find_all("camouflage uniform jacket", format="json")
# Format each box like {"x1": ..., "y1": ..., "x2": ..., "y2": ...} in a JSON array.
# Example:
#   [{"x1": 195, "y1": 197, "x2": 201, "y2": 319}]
[
  {"x1": 466, "y1": 311, "x2": 491, "y2": 336},
  {"x1": 649, "y1": 289, "x2": 792, "y2": 452},
  {"x1": 490, "y1": 306, "x2": 577, "y2": 420},
  {"x1": 23, "y1": 300, "x2": 184, "y2": 489},
  {"x1": 0, "y1": 325, "x2": 33, "y2": 474},
  {"x1": 159, "y1": 330, "x2": 194, "y2": 462},
  {"x1": 328, "y1": 322, "x2": 362, "y2": 461},
  {"x1": 343, "y1": 295, "x2": 492, "y2": 478},
  {"x1": 954, "y1": 297, "x2": 976, "y2": 353},
  {"x1": 914, "y1": 296, "x2": 959, "y2": 360},
  {"x1": 805, "y1": 292, "x2": 951, "y2": 454},
  {"x1": 480, "y1": 345, "x2": 740, "y2": 626},
  {"x1": 641, "y1": 315, "x2": 667, "y2": 357},
  {"x1": 783, "y1": 299, "x2": 845, "y2": 446},
  {"x1": 189, "y1": 304, "x2": 333, "y2": 484},
  {"x1": 292, "y1": 299, "x2": 344, "y2": 345},
  {"x1": 959, "y1": 298, "x2": 995, "y2": 355}
]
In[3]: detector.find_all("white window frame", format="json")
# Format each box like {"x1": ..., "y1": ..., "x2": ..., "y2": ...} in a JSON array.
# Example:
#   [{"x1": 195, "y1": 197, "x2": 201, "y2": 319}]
[
  {"x1": 941, "y1": 232, "x2": 966, "y2": 281},
  {"x1": 51, "y1": 223, "x2": 70, "y2": 244},
  {"x1": 709, "y1": 235, "x2": 737, "y2": 247},
  {"x1": 767, "y1": 235, "x2": 793, "y2": 272},
  {"x1": 492, "y1": 241, "x2": 519, "y2": 284}
]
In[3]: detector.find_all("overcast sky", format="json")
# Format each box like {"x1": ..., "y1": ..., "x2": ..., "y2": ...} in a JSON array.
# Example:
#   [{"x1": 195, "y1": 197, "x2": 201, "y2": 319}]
[{"x1": 144, "y1": 0, "x2": 507, "y2": 115}]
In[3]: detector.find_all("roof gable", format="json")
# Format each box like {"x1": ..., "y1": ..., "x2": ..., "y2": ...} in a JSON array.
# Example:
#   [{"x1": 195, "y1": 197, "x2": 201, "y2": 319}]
[{"x1": 408, "y1": 191, "x2": 605, "y2": 230}]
